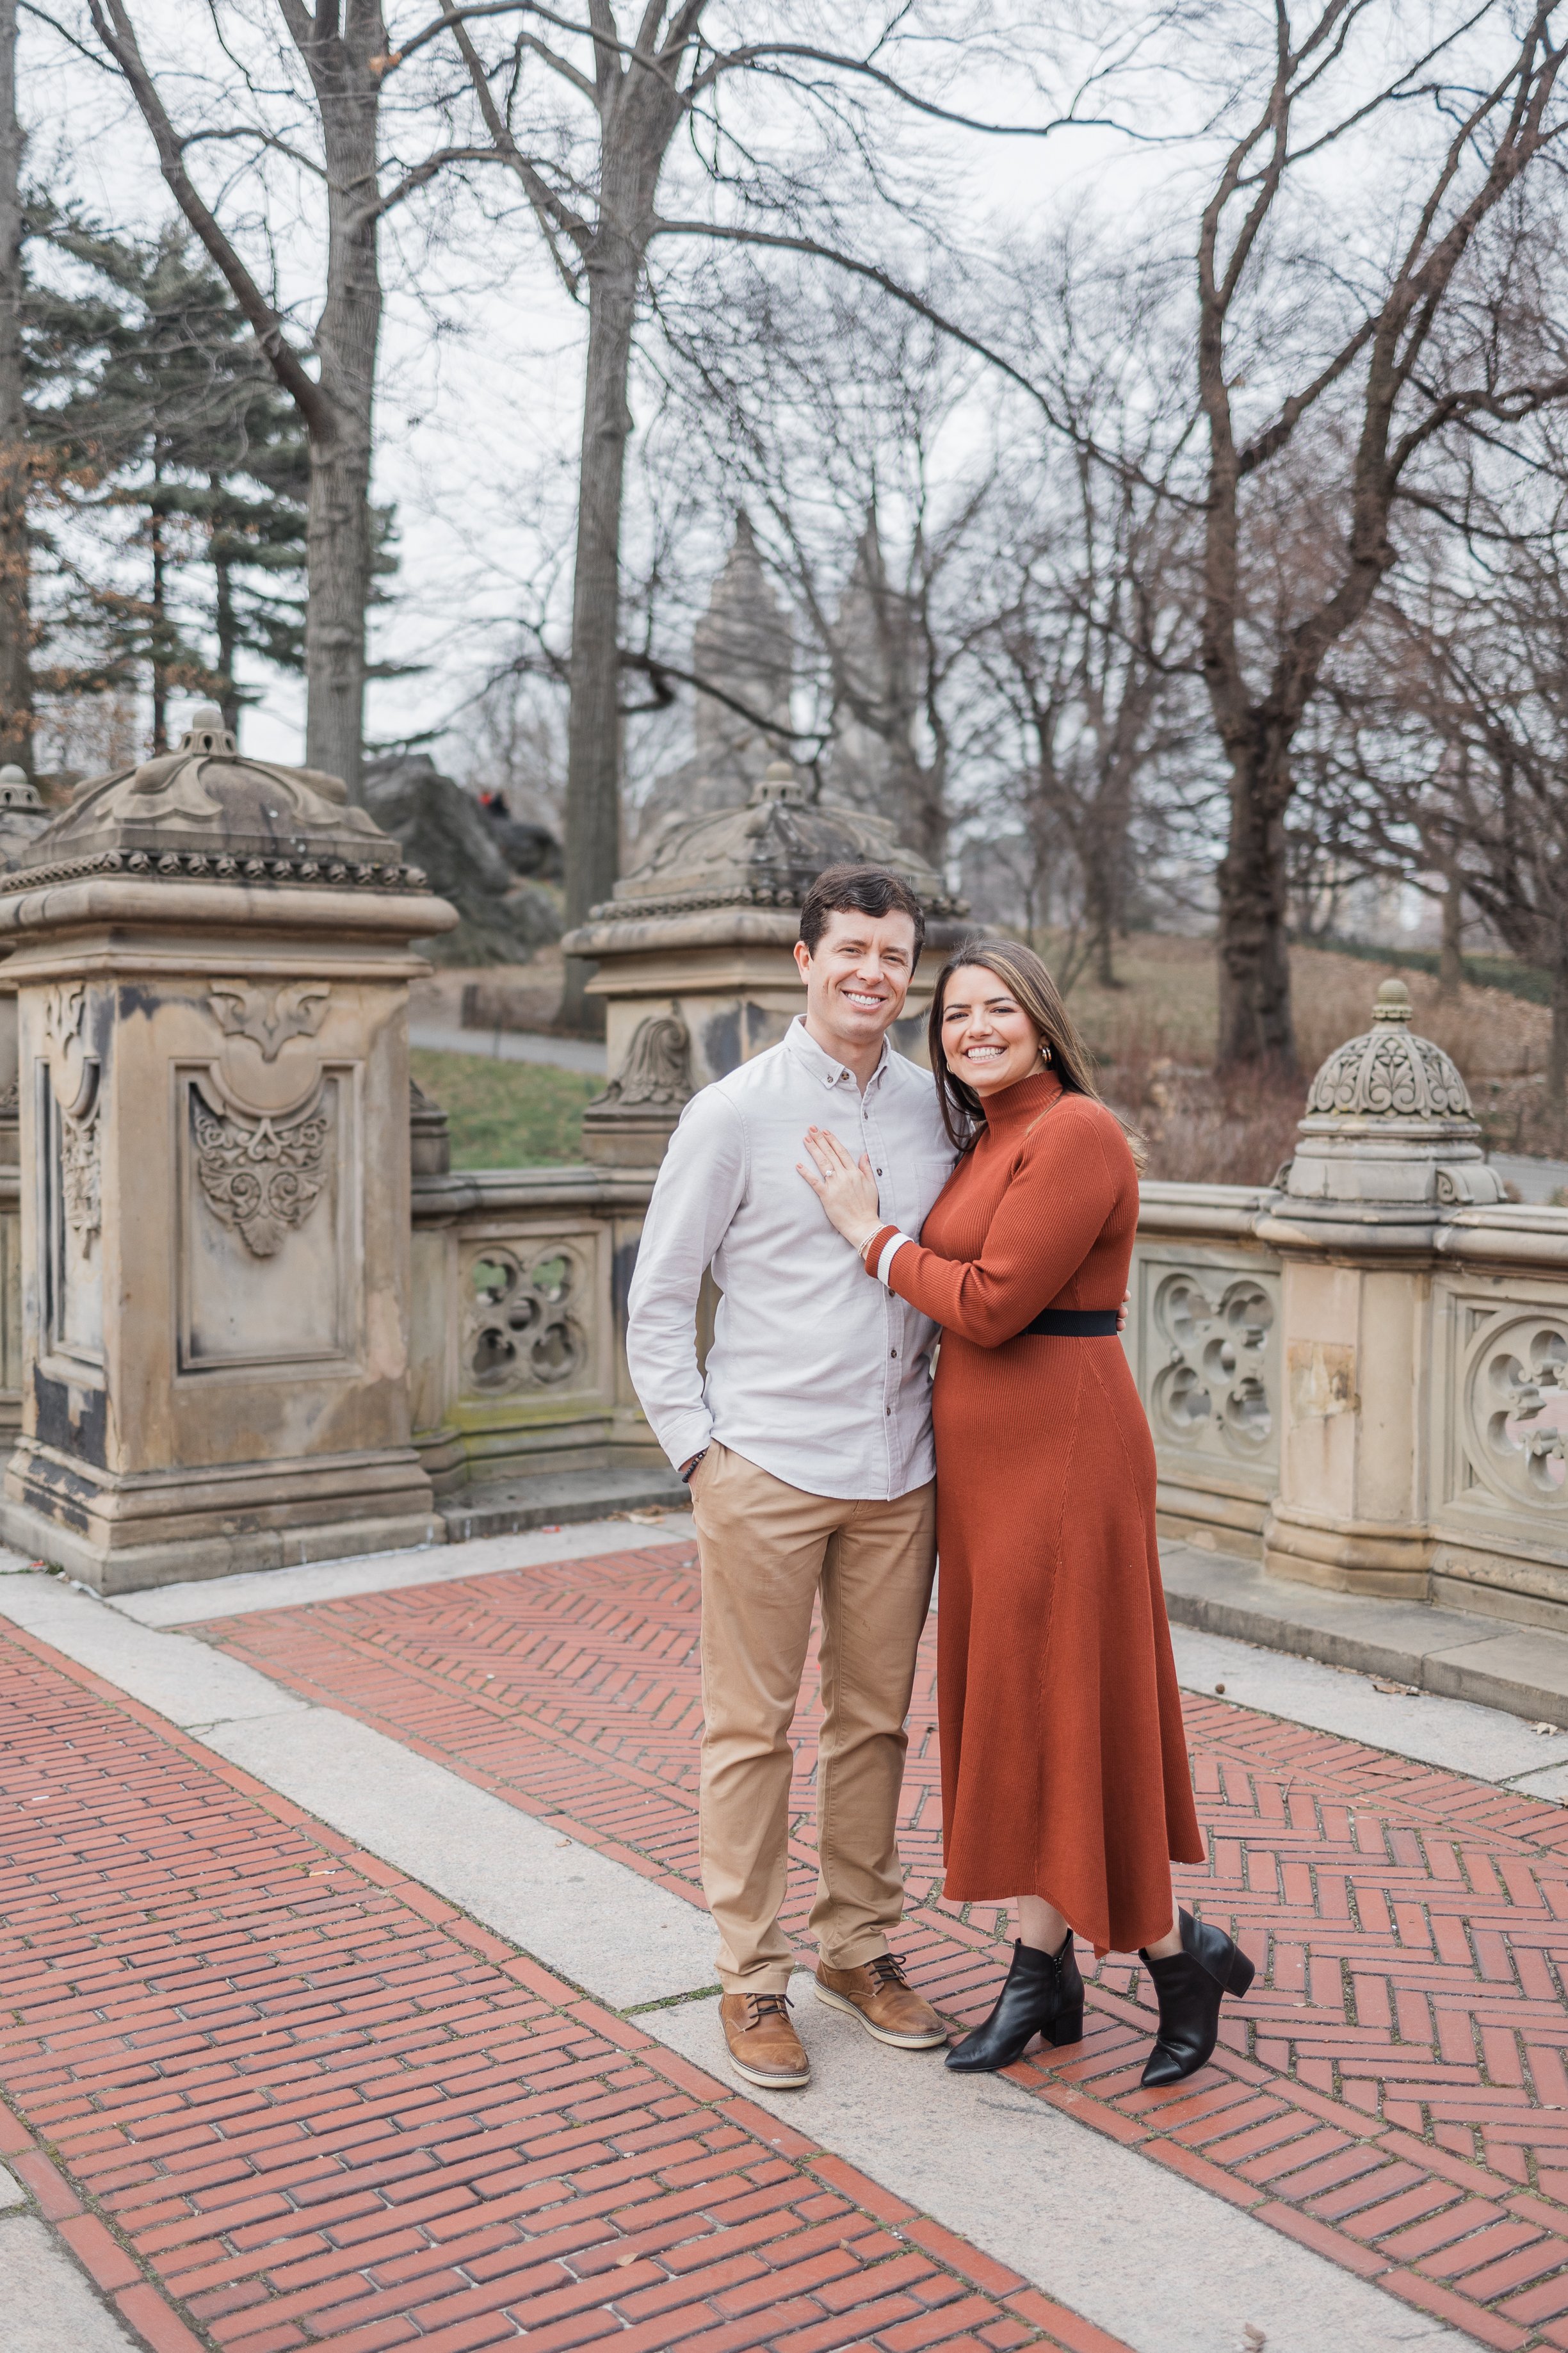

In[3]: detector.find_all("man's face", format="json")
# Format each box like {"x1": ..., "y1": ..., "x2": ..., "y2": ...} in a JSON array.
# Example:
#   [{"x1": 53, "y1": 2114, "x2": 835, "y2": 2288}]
[{"x1": 793, "y1": 907, "x2": 919, "y2": 1054}]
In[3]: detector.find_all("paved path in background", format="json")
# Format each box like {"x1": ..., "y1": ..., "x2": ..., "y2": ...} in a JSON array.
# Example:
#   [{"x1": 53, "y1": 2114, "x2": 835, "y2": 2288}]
[
  {"x1": 7, "y1": 1523, "x2": 1568, "y2": 2350},
  {"x1": 408, "y1": 1022, "x2": 606, "y2": 1076}
]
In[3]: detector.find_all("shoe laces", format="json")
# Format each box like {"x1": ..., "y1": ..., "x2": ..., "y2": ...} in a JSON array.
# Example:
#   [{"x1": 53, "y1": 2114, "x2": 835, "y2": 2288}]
[
  {"x1": 867, "y1": 1953, "x2": 909, "y2": 1992},
  {"x1": 744, "y1": 1991, "x2": 793, "y2": 2030}
]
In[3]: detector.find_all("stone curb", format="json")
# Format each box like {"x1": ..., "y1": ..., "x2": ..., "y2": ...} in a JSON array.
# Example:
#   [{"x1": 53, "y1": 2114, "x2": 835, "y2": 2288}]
[
  {"x1": 437, "y1": 1462, "x2": 688, "y2": 1540},
  {"x1": 1163, "y1": 1542, "x2": 1568, "y2": 1729}
]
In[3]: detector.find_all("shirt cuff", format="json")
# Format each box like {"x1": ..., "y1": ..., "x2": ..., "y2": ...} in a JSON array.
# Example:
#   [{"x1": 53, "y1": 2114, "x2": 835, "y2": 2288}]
[
  {"x1": 875, "y1": 1232, "x2": 912, "y2": 1287},
  {"x1": 655, "y1": 1410, "x2": 714, "y2": 1474}
]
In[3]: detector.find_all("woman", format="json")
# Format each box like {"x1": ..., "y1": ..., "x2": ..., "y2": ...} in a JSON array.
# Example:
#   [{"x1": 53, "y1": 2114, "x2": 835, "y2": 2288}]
[{"x1": 798, "y1": 938, "x2": 1252, "y2": 2084}]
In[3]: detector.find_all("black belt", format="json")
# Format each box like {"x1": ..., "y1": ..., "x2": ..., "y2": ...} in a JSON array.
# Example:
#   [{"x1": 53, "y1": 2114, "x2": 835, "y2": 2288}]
[{"x1": 1021, "y1": 1308, "x2": 1120, "y2": 1337}]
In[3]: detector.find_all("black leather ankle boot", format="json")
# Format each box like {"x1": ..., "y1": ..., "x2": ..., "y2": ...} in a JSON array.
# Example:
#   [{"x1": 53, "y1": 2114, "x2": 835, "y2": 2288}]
[
  {"x1": 945, "y1": 1934, "x2": 1083, "y2": 2072},
  {"x1": 1139, "y1": 1908, "x2": 1255, "y2": 2087}
]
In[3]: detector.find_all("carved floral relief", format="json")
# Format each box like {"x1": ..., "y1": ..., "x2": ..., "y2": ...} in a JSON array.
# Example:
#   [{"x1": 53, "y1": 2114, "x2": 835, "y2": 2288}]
[
  {"x1": 192, "y1": 1098, "x2": 330, "y2": 1258},
  {"x1": 60, "y1": 1109, "x2": 101, "y2": 1245},
  {"x1": 190, "y1": 979, "x2": 338, "y2": 1260}
]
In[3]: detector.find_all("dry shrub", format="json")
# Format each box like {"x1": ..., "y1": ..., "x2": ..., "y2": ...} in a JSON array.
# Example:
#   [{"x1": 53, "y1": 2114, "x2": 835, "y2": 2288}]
[
  {"x1": 1081, "y1": 942, "x2": 1559, "y2": 1187},
  {"x1": 1290, "y1": 949, "x2": 1548, "y2": 1081},
  {"x1": 1101, "y1": 1042, "x2": 1304, "y2": 1188}
]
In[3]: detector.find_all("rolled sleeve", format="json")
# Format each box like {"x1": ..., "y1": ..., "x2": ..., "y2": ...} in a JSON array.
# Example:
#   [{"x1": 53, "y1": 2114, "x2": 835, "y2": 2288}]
[{"x1": 626, "y1": 1087, "x2": 748, "y2": 1471}]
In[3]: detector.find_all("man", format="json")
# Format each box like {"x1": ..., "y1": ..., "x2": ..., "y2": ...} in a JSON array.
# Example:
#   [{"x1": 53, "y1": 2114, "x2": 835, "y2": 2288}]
[{"x1": 627, "y1": 863, "x2": 957, "y2": 2091}]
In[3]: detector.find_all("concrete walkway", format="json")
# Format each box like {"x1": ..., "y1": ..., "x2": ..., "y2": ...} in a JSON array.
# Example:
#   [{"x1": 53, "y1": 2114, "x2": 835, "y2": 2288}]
[
  {"x1": 1165, "y1": 1543, "x2": 1568, "y2": 1742},
  {"x1": 5, "y1": 1518, "x2": 1565, "y2": 2349}
]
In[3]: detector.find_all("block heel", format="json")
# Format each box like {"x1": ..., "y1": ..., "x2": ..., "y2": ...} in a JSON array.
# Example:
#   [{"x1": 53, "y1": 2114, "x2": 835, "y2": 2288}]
[
  {"x1": 945, "y1": 1933, "x2": 1084, "y2": 2072},
  {"x1": 1139, "y1": 1909, "x2": 1255, "y2": 2088}
]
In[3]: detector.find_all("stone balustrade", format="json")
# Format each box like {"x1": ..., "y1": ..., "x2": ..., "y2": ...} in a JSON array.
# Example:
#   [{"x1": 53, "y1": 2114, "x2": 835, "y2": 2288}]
[
  {"x1": 0, "y1": 715, "x2": 1560, "y2": 1620},
  {"x1": 1129, "y1": 1179, "x2": 1568, "y2": 1631},
  {"x1": 409, "y1": 1164, "x2": 663, "y2": 1491}
]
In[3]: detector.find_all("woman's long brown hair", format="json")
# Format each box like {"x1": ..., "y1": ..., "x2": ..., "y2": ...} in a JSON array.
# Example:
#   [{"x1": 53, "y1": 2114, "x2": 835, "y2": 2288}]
[{"x1": 926, "y1": 936, "x2": 1144, "y2": 1168}]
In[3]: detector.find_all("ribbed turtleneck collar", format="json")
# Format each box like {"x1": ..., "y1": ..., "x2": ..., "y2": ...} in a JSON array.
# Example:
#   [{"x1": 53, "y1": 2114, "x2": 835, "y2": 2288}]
[{"x1": 976, "y1": 1067, "x2": 1063, "y2": 1136}]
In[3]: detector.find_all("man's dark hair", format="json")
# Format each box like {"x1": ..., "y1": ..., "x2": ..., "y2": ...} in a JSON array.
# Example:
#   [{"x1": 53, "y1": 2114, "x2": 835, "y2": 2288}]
[{"x1": 798, "y1": 864, "x2": 926, "y2": 966}]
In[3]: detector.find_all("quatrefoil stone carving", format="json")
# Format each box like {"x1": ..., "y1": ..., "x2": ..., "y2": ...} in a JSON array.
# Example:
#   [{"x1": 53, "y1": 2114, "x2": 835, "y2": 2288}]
[
  {"x1": 1151, "y1": 1272, "x2": 1275, "y2": 1456},
  {"x1": 1465, "y1": 1314, "x2": 1568, "y2": 1510},
  {"x1": 463, "y1": 1244, "x2": 588, "y2": 1394}
]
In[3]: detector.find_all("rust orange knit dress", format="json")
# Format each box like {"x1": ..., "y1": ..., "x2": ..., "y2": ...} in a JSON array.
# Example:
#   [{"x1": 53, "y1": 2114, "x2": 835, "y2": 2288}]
[{"x1": 878, "y1": 1069, "x2": 1203, "y2": 1956}]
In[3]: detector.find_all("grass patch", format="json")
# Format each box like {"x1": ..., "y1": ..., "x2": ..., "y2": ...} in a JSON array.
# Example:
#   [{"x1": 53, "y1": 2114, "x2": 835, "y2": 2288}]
[{"x1": 410, "y1": 1048, "x2": 596, "y2": 1169}]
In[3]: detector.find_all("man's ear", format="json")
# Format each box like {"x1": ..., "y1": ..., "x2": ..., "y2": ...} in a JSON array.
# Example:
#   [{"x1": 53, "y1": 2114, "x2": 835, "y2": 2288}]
[{"x1": 793, "y1": 940, "x2": 812, "y2": 983}]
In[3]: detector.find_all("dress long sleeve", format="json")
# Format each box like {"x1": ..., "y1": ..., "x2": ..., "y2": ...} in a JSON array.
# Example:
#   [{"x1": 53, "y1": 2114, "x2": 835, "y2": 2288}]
[{"x1": 884, "y1": 1095, "x2": 1130, "y2": 1347}]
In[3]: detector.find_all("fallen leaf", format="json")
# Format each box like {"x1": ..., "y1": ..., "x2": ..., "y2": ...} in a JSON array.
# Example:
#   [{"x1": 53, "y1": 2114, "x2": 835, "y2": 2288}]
[
  {"x1": 1214, "y1": 1682, "x2": 1226, "y2": 1695},
  {"x1": 1243, "y1": 2329, "x2": 1266, "y2": 2351},
  {"x1": 1534, "y1": 1722, "x2": 1560, "y2": 1736}
]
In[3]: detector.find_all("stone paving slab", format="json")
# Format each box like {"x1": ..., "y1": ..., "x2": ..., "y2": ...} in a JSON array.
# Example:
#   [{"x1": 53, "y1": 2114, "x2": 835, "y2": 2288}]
[
  {"x1": 0, "y1": 1622, "x2": 1120, "y2": 2353},
  {"x1": 188, "y1": 1542, "x2": 1568, "y2": 2350},
  {"x1": 0, "y1": 2213, "x2": 149, "y2": 2351},
  {"x1": 1163, "y1": 1545, "x2": 1568, "y2": 1729}
]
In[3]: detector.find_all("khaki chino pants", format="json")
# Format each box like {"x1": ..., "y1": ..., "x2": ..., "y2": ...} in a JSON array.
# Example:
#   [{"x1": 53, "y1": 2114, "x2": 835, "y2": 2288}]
[{"x1": 689, "y1": 1441, "x2": 936, "y2": 1992}]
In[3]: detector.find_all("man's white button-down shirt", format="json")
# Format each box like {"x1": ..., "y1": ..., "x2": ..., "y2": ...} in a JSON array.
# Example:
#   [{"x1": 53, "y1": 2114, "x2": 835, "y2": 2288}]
[{"x1": 626, "y1": 1017, "x2": 958, "y2": 1500}]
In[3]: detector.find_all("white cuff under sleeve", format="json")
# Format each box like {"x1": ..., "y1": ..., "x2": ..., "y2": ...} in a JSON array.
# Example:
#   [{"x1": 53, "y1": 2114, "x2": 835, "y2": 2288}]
[{"x1": 875, "y1": 1232, "x2": 912, "y2": 1286}]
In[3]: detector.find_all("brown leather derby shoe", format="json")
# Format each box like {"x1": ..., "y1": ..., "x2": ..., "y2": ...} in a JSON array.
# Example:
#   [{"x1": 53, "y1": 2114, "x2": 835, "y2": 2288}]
[
  {"x1": 719, "y1": 1991, "x2": 811, "y2": 2088},
  {"x1": 814, "y1": 1953, "x2": 948, "y2": 2049}
]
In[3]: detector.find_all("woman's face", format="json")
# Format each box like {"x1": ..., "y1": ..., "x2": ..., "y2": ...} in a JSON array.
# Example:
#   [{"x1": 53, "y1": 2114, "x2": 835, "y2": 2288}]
[{"x1": 939, "y1": 966, "x2": 1046, "y2": 1098}]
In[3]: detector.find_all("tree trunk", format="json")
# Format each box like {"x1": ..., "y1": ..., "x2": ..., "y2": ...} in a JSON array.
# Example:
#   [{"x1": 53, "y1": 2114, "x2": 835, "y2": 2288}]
[
  {"x1": 1083, "y1": 850, "x2": 1117, "y2": 989},
  {"x1": 1549, "y1": 959, "x2": 1568, "y2": 1121},
  {"x1": 149, "y1": 480, "x2": 167, "y2": 753},
  {"x1": 302, "y1": 30, "x2": 381, "y2": 801},
  {"x1": 1438, "y1": 863, "x2": 1464, "y2": 997},
  {"x1": 213, "y1": 547, "x2": 238, "y2": 737},
  {"x1": 560, "y1": 228, "x2": 639, "y2": 1034},
  {"x1": 1215, "y1": 736, "x2": 1296, "y2": 1069},
  {"x1": 0, "y1": 0, "x2": 29, "y2": 771}
]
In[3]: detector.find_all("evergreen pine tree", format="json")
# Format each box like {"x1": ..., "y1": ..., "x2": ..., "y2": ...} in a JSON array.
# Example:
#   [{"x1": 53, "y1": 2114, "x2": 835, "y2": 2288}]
[{"x1": 22, "y1": 208, "x2": 312, "y2": 757}]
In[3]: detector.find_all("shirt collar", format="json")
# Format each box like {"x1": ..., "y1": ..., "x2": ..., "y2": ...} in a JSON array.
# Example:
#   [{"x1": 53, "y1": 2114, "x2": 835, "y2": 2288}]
[{"x1": 784, "y1": 1014, "x2": 889, "y2": 1095}]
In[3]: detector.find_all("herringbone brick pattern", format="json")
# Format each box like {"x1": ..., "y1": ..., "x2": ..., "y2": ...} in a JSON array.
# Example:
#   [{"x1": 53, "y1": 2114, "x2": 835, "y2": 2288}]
[
  {"x1": 202, "y1": 1543, "x2": 1568, "y2": 2352},
  {"x1": 0, "y1": 1622, "x2": 1123, "y2": 2353}
]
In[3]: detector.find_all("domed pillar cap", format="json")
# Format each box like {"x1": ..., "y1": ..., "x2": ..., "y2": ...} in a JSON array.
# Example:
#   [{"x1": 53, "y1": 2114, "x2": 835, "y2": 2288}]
[{"x1": 1280, "y1": 976, "x2": 1502, "y2": 1212}]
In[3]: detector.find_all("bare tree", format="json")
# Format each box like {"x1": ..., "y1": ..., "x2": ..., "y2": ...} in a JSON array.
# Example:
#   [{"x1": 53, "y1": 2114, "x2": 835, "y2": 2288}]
[
  {"x1": 378, "y1": 1, "x2": 1176, "y2": 1020},
  {"x1": 1197, "y1": 1, "x2": 1568, "y2": 1070},
  {"x1": 0, "y1": 0, "x2": 26, "y2": 767},
  {"x1": 81, "y1": 0, "x2": 439, "y2": 794},
  {"x1": 1337, "y1": 557, "x2": 1568, "y2": 1111},
  {"x1": 649, "y1": 261, "x2": 1005, "y2": 867},
  {"x1": 970, "y1": 240, "x2": 1205, "y2": 984}
]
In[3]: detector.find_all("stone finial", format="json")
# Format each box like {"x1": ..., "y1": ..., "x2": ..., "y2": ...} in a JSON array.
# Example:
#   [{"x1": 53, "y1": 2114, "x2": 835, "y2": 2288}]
[
  {"x1": 1284, "y1": 975, "x2": 1500, "y2": 1210},
  {"x1": 1304, "y1": 976, "x2": 1472, "y2": 1122},
  {"x1": 752, "y1": 761, "x2": 812, "y2": 807},
  {"x1": 0, "y1": 763, "x2": 40, "y2": 810}
]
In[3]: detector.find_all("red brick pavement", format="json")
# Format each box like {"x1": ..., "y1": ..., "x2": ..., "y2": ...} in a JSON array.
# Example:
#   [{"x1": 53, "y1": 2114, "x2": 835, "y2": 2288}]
[
  {"x1": 0, "y1": 1617, "x2": 1125, "y2": 2353},
  {"x1": 198, "y1": 1541, "x2": 1568, "y2": 2352}
]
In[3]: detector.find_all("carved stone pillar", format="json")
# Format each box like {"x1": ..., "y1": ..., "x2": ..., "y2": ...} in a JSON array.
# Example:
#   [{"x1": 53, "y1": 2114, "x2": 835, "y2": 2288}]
[
  {"x1": 1257, "y1": 979, "x2": 1502, "y2": 1597},
  {"x1": 0, "y1": 706, "x2": 458, "y2": 1591},
  {"x1": 563, "y1": 763, "x2": 970, "y2": 1164}
]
